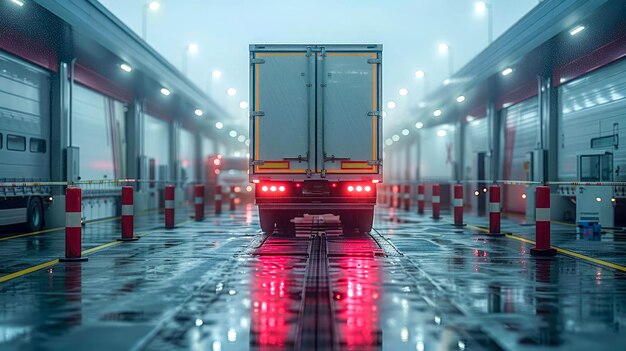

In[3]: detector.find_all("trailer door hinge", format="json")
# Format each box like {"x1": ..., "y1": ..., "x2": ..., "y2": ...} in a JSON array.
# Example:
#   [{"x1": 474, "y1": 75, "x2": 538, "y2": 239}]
[
  {"x1": 367, "y1": 111, "x2": 381, "y2": 117},
  {"x1": 367, "y1": 58, "x2": 381, "y2": 64},
  {"x1": 250, "y1": 160, "x2": 265, "y2": 166},
  {"x1": 250, "y1": 111, "x2": 265, "y2": 117},
  {"x1": 251, "y1": 58, "x2": 265, "y2": 64}
]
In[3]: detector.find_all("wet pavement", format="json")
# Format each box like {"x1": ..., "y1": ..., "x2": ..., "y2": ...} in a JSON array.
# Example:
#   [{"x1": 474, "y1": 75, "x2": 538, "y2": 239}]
[{"x1": 1, "y1": 203, "x2": 626, "y2": 350}]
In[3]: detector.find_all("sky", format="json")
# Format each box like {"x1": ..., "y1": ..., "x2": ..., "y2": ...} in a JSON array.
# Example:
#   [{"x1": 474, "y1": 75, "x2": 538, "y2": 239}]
[{"x1": 98, "y1": 0, "x2": 538, "y2": 133}]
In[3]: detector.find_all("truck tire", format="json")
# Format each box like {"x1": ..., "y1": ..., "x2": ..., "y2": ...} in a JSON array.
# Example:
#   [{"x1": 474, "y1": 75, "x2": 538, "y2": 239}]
[
  {"x1": 340, "y1": 214, "x2": 357, "y2": 235},
  {"x1": 276, "y1": 214, "x2": 295, "y2": 237},
  {"x1": 259, "y1": 209, "x2": 275, "y2": 234},
  {"x1": 27, "y1": 197, "x2": 44, "y2": 232},
  {"x1": 357, "y1": 209, "x2": 374, "y2": 234}
]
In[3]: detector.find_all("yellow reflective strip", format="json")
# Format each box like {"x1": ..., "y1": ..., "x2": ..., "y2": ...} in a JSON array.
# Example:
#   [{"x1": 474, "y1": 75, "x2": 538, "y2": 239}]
[
  {"x1": 327, "y1": 168, "x2": 376, "y2": 173},
  {"x1": 258, "y1": 162, "x2": 290, "y2": 169},
  {"x1": 341, "y1": 162, "x2": 372, "y2": 169},
  {"x1": 255, "y1": 169, "x2": 307, "y2": 174}
]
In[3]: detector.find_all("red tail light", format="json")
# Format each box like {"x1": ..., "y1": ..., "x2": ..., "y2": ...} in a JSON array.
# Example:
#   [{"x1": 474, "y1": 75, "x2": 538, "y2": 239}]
[
  {"x1": 258, "y1": 183, "x2": 287, "y2": 195},
  {"x1": 345, "y1": 183, "x2": 374, "y2": 195}
]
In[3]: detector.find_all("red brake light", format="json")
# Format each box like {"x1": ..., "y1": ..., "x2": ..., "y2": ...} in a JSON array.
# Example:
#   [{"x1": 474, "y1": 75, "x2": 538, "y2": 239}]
[
  {"x1": 279, "y1": 186, "x2": 285, "y2": 192},
  {"x1": 347, "y1": 186, "x2": 354, "y2": 192},
  {"x1": 364, "y1": 186, "x2": 371, "y2": 192},
  {"x1": 356, "y1": 186, "x2": 363, "y2": 192},
  {"x1": 213, "y1": 159, "x2": 221, "y2": 166},
  {"x1": 372, "y1": 179, "x2": 380, "y2": 184},
  {"x1": 262, "y1": 185, "x2": 269, "y2": 192},
  {"x1": 270, "y1": 186, "x2": 277, "y2": 192}
]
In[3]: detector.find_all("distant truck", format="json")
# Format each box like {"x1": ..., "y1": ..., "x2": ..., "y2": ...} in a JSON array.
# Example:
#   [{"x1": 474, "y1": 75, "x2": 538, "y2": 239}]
[{"x1": 248, "y1": 44, "x2": 382, "y2": 234}]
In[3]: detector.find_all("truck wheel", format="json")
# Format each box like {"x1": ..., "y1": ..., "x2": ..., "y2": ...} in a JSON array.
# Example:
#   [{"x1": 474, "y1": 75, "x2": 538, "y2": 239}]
[
  {"x1": 277, "y1": 214, "x2": 295, "y2": 237},
  {"x1": 341, "y1": 214, "x2": 357, "y2": 235},
  {"x1": 259, "y1": 209, "x2": 275, "y2": 234},
  {"x1": 27, "y1": 197, "x2": 44, "y2": 232},
  {"x1": 357, "y1": 209, "x2": 374, "y2": 234}
]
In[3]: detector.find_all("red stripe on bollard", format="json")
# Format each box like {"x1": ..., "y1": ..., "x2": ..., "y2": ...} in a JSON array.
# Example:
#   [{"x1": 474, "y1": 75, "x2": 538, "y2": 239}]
[
  {"x1": 60, "y1": 187, "x2": 87, "y2": 262},
  {"x1": 229, "y1": 186, "x2": 236, "y2": 211},
  {"x1": 194, "y1": 184, "x2": 205, "y2": 221},
  {"x1": 531, "y1": 186, "x2": 556, "y2": 256},
  {"x1": 488, "y1": 185, "x2": 503, "y2": 235},
  {"x1": 417, "y1": 184, "x2": 425, "y2": 214},
  {"x1": 453, "y1": 184, "x2": 465, "y2": 226},
  {"x1": 215, "y1": 185, "x2": 222, "y2": 215},
  {"x1": 118, "y1": 186, "x2": 138, "y2": 241},
  {"x1": 403, "y1": 184, "x2": 411, "y2": 211},
  {"x1": 432, "y1": 184, "x2": 441, "y2": 219},
  {"x1": 165, "y1": 185, "x2": 175, "y2": 229}
]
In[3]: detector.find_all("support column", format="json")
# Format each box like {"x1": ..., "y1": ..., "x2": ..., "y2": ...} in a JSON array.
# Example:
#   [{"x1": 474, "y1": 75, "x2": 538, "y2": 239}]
[{"x1": 125, "y1": 99, "x2": 142, "y2": 182}]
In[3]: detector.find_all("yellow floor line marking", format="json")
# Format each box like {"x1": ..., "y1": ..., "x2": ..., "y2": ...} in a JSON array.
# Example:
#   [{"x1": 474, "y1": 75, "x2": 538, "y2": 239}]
[
  {"x1": 0, "y1": 259, "x2": 59, "y2": 283},
  {"x1": 0, "y1": 217, "x2": 195, "y2": 284},
  {"x1": 459, "y1": 221, "x2": 626, "y2": 272}
]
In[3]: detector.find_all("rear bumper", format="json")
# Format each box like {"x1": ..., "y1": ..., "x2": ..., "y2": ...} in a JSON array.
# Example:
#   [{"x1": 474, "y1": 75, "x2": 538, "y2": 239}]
[{"x1": 257, "y1": 202, "x2": 374, "y2": 210}]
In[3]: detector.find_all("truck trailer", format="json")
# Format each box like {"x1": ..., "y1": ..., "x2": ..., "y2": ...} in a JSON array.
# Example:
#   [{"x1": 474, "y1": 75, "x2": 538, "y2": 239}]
[{"x1": 248, "y1": 44, "x2": 382, "y2": 234}]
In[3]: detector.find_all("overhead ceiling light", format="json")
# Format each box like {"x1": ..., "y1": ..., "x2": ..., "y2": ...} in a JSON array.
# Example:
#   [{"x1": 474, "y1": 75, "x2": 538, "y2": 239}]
[
  {"x1": 385, "y1": 138, "x2": 393, "y2": 146},
  {"x1": 402, "y1": 129, "x2": 410, "y2": 136},
  {"x1": 11, "y1": 0, "x2": 25, "y2": 6},
  {"x1": 569, "y1": 25, "x2": 585, "y2": 36},
  {"x1": 392, "y1": 134, "x2": 400, "y2": 142},
  {"x1": 399, "y1": 88, "x2": 409, "y2": 96},
  {"x1": 501, "y1": 67, "x2": 513, "y2": 76},
  {"x1": 215, "y1": 121, "x2": 224, "y2": 129},
  {"x1": 437, "y1": 129, "x2": 448, "y2": 137},
  {"x1": 211, "y1": 70, "x2": 222, "y2": 79},
  {"x1": 227, "y1": 88, "x2": 237, "y2": 96},
  {"x1": 475, "y1": 1, "x2": 487, "y2": 13},
  {"x1": 120, "y1": 63, "x2": 132, "y2": 73},
  {"x1": 433, "y1": 109, "x2": 442, "y2": 117},
  {"x1": 415, "y1": 122, "x2": 424, "y2": 129},
  {"x1": 160, "y1": 87, "x2": 170, "y2": 96},
  {"x1": 194, "y1": 109, "x2": 203, "y2": 116},
  {"x1": 229, "y1": 130, "x2": 238, "y2": 138},
  {"x1": 438, "y1": 43, "x2": 449, "y2": 54},
  {"x1": 237, "y1": 135, "x2": 246, "y2": 142},
  {"x1": 415, "y1": 70, "x2": 425, "y2": 78},
  {"x1": 443, "y1": 78, "x2": 450, "y2": 85},
  {"x1": 148, "y1": 1, "x2": 160, "y2": 11},
  {"x1": 456, "y1": 95, "x2": 466, "y2": 103},
  {"x1": 387, "y1": 101, "x2": 397, "y2": 109},
  {"x1": 239, "y1": 101, "x2": 248, "y2": 109},
  {"x1": 187, "y1": 43, "x2": 199, "y2": 53}
]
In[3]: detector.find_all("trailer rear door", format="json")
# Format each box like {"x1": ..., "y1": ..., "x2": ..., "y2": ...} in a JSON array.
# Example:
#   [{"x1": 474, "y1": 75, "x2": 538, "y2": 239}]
[
  {"x1": 251, "y1": 51, "x2": 313, "y2": 174},
  {"x1": 317, "y1": 49, "x2": 381, "y2": 175}
]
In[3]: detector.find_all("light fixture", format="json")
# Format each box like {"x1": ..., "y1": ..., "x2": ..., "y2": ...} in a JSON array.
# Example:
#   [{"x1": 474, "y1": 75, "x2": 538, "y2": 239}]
[
  {"x1": 433, "y1": 109, "x2": 442, "y2": 117},
  {"x1": 187, "y1": 43, "x2": 199, "y2": 53},
  {"x1": 415, "y1": 122, "x2": 424, "y2": 129},
  {"x1": 437, "y1": 129, "x2": 447, "y2": 137},
  {"x1": 438, "y1": 43, "x2": 449, "y2": 54},
  {"x1": 521, "y1": 193, "x2": 527, "y2": 199},
  {"x1": 10, "y1": 0, "x2": 25, "y2": 6},
  {"x1": 595, "y1": 197, "x2": 602, "y2": 202},
  {"x1": 569, "y1": 25, "x2": 585, "y2": 36},
  {"x1": 501, "y1": 67, "x2": 513, "y2": 76},
  {"x1": 215, "y1": 121, "x2": 224, "y2": 129},
  {"x1": 385, "y1": 139, "x2": 393, "y2": 146},
  {"x1": 227, "y1": 88, "x2": 237, "y2": 96},
  {"x1": 443, "y1": 78, "x2": 450, "y2": 85},
  {"x1": 237, "y1": 135, "x2": 246, "y2": 142},
  {"x1": 415, "y1": 70, "x2": 425, "y2": 78},
  {"x1": 392, "y1": 134, "x2": 400, "y2": 142},
  {"x1": 211, "y1": 70, "x2": 222, "y2": 78},
  {"x1": 456, "y1": 95, "x2": 466, "y2": 103},
  {"x1": 160, "y1": 87, "x2": 170, "y2": 96},
  {"x1": 194, "y1": 109, "x2": 203, "y2": 116},
  {"x1": 229, "y1": 130, "x2": 237, "y2": 138},
  {"x1": 120, "y1": 63, "x2": 132, "y2": 72},
  {"x1": 402, "y1": 129, "x2": 410, "y2": 136},
  {"x1": 239, "y1": 101, "x2": 248, "y2": 109},
  {"x1": 387, "y1": 101, "x2": 397, "y2": 109},
  {"x1": 399, "y1": 88, "x2": 409, "y2": 96},
  {"x1": 475, "y1": 1, "x2": 487, "y2": 13},
  {"x1": 148, "y1": 1, "x2": 160, "y2": 11}
]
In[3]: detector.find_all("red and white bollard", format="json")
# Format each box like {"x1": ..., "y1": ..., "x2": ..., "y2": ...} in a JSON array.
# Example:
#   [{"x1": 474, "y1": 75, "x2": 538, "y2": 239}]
[
  {"x1": 215, "y1": 185, "x2": 222, "y2": 215},
  {"x1": 489, "y1": 184, "x2": 502, "y2": 235},
  {"x1": 229, "y1": 185, "x2": 236, "y2": 211},
  {"x1": 531, "y1": 186, "x2": 556, "y2": 256},
  {"x1": 194, "y1": 184, "x2": 205, "y2": 221},
  {"x1": 453, "y1": 184, "x2": 465, "y2": 226},
  {"x1": 432, "y1": 184, "x2": 441, "y2": 219},
  {"x1": 417, "y1": 184, "x2": 425, "y2": 214},
  {"x1": 119, "y1": 186, "x2": 138, "y2": 241},
  {"x1": 165, "y1": 184, "x2": 175, "y2": 229},
  {"x1": 403, "y1": 184, "x2": 411, "y2": 211},
  {"x1": 60, "y1": 187, "x2": 87, "y2": 262}
]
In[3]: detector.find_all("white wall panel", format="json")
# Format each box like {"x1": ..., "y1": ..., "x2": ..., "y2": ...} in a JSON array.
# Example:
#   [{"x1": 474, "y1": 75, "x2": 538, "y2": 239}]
[{"x1": 419, "y1": 125, "x2": 456, "y2": 181}]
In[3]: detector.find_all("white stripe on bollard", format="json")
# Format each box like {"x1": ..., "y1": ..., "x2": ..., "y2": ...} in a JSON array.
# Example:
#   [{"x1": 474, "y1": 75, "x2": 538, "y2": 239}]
[
  {"x1": 417, "y1": 194, "x2": 424, "y2": 201},
  {"x1": 194, "y1": 197, "x2": 203, "y2": 204},
  {"x1": 535, "y1": 207, "x2": 550, "y2": 222},
  {"x1": 121, "y1": 204, "x2": 133, "y2": 216},
  {"x1": 165, "y1": 200, "x2": 175, "y2": 209},
  {"x1": 215, "y1": 194, "x2": 222, "y2": 201},
  {"x1": 66, "y1": 212, "x2": 82, "y2": 228},
  {"x1": 489, "y1": 202, "x2": 500, "y2": 213},
  {"x1": 432, "y1": 196, "x2": 440, "y2": 203},
  {"x1": 453, "y1": 198, "x2": 463, "y2": 207}
]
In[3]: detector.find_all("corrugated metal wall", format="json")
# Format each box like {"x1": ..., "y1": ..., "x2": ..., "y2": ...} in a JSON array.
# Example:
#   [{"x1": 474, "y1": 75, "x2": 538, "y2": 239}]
[
  {"x1": 558, "y1": 57, "x2": 626, "y2": 180},
  {"x1": 503, "y1": 97, "x2": 538, "y2": 213}
]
